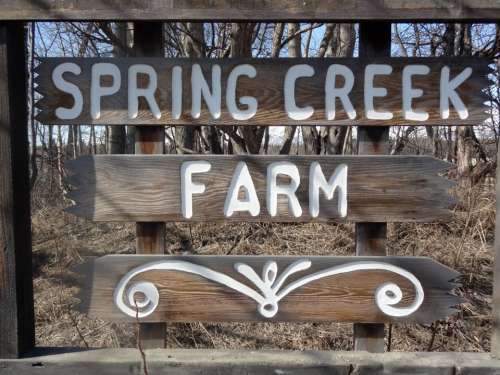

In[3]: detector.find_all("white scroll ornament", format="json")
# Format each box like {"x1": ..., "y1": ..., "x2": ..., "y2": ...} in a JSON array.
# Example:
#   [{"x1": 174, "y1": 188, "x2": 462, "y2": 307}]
[{"x1": 114, "y1": 259, "x2": 424, "y2": 319}]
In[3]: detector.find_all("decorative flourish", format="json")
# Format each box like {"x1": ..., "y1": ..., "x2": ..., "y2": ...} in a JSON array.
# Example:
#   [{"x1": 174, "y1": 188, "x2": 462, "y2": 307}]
[{"x1": 114, "y1": 259, "x2": 424, "y2": 319}]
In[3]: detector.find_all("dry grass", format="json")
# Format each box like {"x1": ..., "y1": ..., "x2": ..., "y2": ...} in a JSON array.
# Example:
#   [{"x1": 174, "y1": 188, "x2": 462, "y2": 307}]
[{"x1": 32, "y1": 178, "x2": 495, "y2": 352}]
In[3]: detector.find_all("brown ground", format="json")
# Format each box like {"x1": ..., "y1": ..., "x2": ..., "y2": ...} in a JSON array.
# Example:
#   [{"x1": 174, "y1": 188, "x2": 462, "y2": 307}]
[{"x1": 32, "y1": 179, "x2": 494, "y2": 352}]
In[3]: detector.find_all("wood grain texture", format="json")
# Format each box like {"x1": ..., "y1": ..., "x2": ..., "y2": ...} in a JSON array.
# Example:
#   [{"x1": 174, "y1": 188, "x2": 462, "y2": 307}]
[
  {"x1": 1, "y1": 0, "x2": 500, "y2": 21},
  {"x1": 35, "y1": 57, "x2": 492, "y2": 126},
  {"x1": 65, "y1": 155, "x2": 455, "y2": 223},
  {"x1": 0, "y1": 22, "x2": 35, "y2": 359},
  {"x1": 78, "y1": 255, "x2": 460, "y2": 323}
]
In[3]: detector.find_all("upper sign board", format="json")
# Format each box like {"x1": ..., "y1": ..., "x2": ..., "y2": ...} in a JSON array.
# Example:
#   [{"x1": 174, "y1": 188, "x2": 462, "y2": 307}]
[
  {"x1": 1, "y1": 0, "x2": 500, "y2": 21},
  {"x1": 35, "y1": 57, "x2": 491, "y2": 126}
]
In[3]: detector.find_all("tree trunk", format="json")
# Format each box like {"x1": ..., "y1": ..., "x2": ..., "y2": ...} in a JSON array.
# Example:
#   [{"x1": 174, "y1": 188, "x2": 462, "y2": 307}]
[
  {"x1": 176, "y1": 22, "x2": 205, "y2": 154},
  {"x1": 285, "y1": 23, "x2": 320, "y2": 156},
  {"x1": 108, "y1": 22, "x2": 127, "y2": 154},
  {"x1": 321, "y1": 24, "x2": 355, "y2": 155},
  {"x1": 454, "y1": 23, "x2": 475, "y2": 178},
  {"x1": 278, "y1": 23, "x2": 299, "y2": 155},
  {"x1": 229, "y1": 22, "x2": 264, "y2": 155}
]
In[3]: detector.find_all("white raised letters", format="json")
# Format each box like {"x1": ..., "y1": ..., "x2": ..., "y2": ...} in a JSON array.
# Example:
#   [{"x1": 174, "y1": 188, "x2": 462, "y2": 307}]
[
  {"x1": 440, "y1": 66, "x2": 472, "y2": 120},
  {"x1": 224, "y1": 162, "x2": 260, "y2": 217},
  {"x1": 402, "y1": 65, "x2": 430, "y2": 121},
  {"x1": 267, "y1": 162, "x2": 302, "y2": 217},
  {"x1": 171, "y1": 66, "x2": 183, "y2": 120},
  {"x1": 309, "y1": 162, "x2": 348, "y2": 218},
  {"x1": 364, "y1": 64, "x2": 393, "y2": 120},
  {"x1": 325, "y1": 64, "x2": 356, "y2": 120},
  {"x1": 128, "y1": 64, "x2": 161, "y2": 120},
  {"x1": 226, "y1": 64, "x2": 258, "y2": 121},
  {"x1": 91, "y1": 63, "x2": 121, "y2": 120},
  {"x1": 191, "y1": 63, "x2": 222, "y2": 119},
  {"x1": 52, "y1": 62, "x2": 83, "y2": 120},
  {"x1": 285, "y1": 64, "x2": 315, "y2": 120},
  {"x1": 181, "y1": 161, "x2": 211, "y2": 219}
]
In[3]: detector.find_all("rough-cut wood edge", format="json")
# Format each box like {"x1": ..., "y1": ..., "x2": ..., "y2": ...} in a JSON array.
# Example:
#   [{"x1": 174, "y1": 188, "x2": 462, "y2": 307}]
[
  {"x1": 1, "y1": 0, "x2": 500, "y2": 21},
  {"x1": 2, "y1": 349, "x2": 500, "y2": 374}
]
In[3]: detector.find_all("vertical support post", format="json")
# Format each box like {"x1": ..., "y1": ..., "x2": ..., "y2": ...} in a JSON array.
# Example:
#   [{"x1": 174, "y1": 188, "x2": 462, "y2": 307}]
[
  {"x1": 133, "y1": 22, "x2": 166, "y2": 349},
  {"x1": 353, "y1": 22, "x2": 391, "y2": 353},
  {"x1": 492, "y1": 100, "x2": 500, "y2": 357},
  {"x1": 0, "y1": 22, "x2": 35, "y2": 358}
]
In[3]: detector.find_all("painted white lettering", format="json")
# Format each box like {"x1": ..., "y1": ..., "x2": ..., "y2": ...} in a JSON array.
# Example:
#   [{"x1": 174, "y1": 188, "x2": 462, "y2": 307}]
[
  {"x1": 440, "y1": 66, "x2": 472, "y2": 120},
  {"x1": 52, "y1": 62, "x2": 83, "y2": 120},
  {"x1": 267, "y1": 162, "x2": 302, "y2": 217},
  {"x1": 309, "y1": 162, "x2": 348, "y2": 218},
  {"x1": 402, "y1": 65, "x2": 430, "y2": 121},
  {"x1": 325, "y1": 64, "x2": 356, "y2": 120},
  {"x1": 191, "y1": 64, "x2": 221, "y2": 119},
  {"x1": 128, "y1": 64, "x2": 161, "y2": 120},
  {"x1": 172, "y1": 66, "x2": 182, "y2": 120},
  {"x1": 364, "y1": 64, "x2": 393, "y2": 120},
  {"x1": 91, "y1": 63, "x2": 121, "y2": 120},
  {"x1": 284, "y1": 64, "x2": 315, "y2": 120},
  {"x1": 224, "y1": 162, "x2": 260, "y2": 217},
  {"x1": 226, "y1": 64, "x2": 258, "y2": 121},
  {"x1": 181, "y1": 161, "x2": 211, "y2": 219}
]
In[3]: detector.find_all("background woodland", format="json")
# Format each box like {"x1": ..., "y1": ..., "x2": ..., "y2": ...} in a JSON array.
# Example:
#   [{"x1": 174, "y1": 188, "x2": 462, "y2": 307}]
[{"x1": 30, "y1": 21, "x2": 499, "y2": 352}]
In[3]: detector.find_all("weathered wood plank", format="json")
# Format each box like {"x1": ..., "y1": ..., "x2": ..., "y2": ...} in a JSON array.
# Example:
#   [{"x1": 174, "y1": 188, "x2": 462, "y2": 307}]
[
  {"x1": 35, "y1": 57, "x2": 491, "y2": 126},
  {"x1": 78, "y1": 255, "x2": 460, "y2": 324},
  {"x1": 65, "y1": 155, "x2": 455, "y2": 223},
  {"x1": 4, "y1": 349, "x2": 500, "y2": 375},
  {"x1": 0, "y1": 22, "x2": 35, "y2": 359},
  {"x1": 1, "y1": 0, "x2": 500, "y2": 21}
]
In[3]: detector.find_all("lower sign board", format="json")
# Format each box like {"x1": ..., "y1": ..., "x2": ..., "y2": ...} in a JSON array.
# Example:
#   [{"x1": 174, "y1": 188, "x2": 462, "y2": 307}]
[
  {"x1": 66, "y1": 155, "x2": 454, "y2": 223},
  {"x1": 79, "y1": 255, "x2": 460, "y2": 323}
]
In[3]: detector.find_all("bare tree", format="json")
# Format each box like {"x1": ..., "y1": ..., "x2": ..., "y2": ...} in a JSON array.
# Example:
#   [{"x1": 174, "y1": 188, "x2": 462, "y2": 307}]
[
  {"x1": 175, "y1": 22, "x2": 205, "y2": 154},
  {"x1": 229, "y1": 22, "x2": 265, "y2": 154},
  {"x1": 321, "y1": 23, "x2": 356, "y2": 155},
  {"x1": 278, "y1": 23, "x2": 297, "y2": 155},
  {"x1": 107, "y1": 22, "x2": 127, "y2": 154}
]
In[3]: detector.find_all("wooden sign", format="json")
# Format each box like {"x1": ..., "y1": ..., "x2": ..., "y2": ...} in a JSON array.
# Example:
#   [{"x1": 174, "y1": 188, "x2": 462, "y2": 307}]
[
  {"x1": 79, "y1": 255, "x2": 460, "y2": 323},
  {"x1": 1, "y1": 0, "x2": 500, "y2": 21},
  {"x1": 65, "y1": 155, "x2": 454, "y2": 223},
  {"x1": 35, "y1": 57, "x2": 491, "y2": 126}
]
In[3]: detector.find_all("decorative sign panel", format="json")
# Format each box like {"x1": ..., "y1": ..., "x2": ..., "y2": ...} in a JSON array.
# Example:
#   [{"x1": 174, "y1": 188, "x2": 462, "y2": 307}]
[
  {"x1": 1, "y1": 0, "x2": 499, "y2": 21},
  {"x1": 35, "y1": 57, "x2": 491, "y2": 126},
  {"x1": 65, "y1": 155, "x2": 454, "y2": 223},
  {"x1": 79, "y1": 255, "x2": 460, "y2": 323}
]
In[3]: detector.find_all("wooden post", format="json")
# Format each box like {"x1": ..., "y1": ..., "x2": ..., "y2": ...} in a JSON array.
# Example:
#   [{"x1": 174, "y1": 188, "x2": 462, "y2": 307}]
[
  {"x1": 353, "y1": 22, "x2": 391, "y2": 353},
  {"x1": 492, "y1": 88, "x2": 500, "y2": 357},
  {"x1": 0, "y1": 22, "x2": 35, "y2": 358},
  {"x1": 133, "y1": 21, "x2": 166, "y2": 349}
]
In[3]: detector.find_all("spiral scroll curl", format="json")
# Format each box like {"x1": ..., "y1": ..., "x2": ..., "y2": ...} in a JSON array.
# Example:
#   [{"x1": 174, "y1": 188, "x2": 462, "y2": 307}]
[{"x1": 114, "y1": 259, "x2": 424, "y2": 319}]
